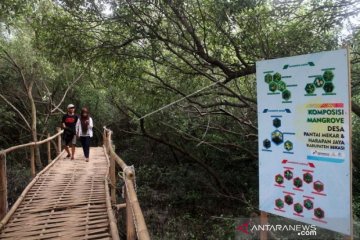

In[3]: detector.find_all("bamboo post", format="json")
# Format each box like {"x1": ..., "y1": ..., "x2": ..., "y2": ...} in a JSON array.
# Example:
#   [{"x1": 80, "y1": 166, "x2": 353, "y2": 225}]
[
  {"x1": 109, "y1": 134, "x2": 116, "y2": 204},
  {"x1": 125, "y1": 184, "x2": 136, "y2": 240},
  {"x1": 30, "y1": 146, "x2": 35, "y2": 178},
  {"x1": 260, "y1": 211, "x2": 268, "y2": 240},
  {"x1": 103, "y1": 130, "x2": 107, "y2": 146},
  {"x1": 110, "y1": 157, "x2": 116, "y2": 204},
  {"x1": 0, "y1": 153, "x2": 7, "y2": 220},
  {"x1": 56, "y1": 127, "x2": 62, "y2": 155},
  {"x1": 125, "y1": 178, "x2": 150, "y2": 240},
  {"x1": 105, "y1": 179, "x2": 120, "y2": 240},
  {"x1": 47, "y1": 133, "x2": 51, "y2": 164},
  {"x1": 0, "y1": 150, "x2": 64, "y2": 229},
  {"x1": 116, "y1": 203, "x2": 126, "y2": 210}
]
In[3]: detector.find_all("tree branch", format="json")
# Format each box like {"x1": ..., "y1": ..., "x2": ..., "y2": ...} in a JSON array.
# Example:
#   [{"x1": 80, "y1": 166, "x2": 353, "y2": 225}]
[{"x1": 0, "y1": 93, "x2": 31, "y2": 130}]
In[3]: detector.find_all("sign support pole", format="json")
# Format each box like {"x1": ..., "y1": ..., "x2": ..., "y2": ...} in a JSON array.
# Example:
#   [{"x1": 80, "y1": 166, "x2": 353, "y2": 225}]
[
  {"x1": 260, "y1": 211, "x2": 268, "y2": 240},
  {"x1": 345, "y1": 47, "x2": 353, "y2": 240}
]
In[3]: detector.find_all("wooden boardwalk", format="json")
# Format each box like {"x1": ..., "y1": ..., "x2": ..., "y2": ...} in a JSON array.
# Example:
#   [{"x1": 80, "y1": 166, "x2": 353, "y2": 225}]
[{"x1": 0, "y1": 147, "x2": 113, "y2": 240}]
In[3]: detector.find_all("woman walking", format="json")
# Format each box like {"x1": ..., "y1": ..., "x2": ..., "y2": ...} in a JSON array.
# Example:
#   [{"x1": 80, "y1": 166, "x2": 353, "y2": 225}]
[{"x1": 76, "y1": 107, "x2": 94, "y2": 162}]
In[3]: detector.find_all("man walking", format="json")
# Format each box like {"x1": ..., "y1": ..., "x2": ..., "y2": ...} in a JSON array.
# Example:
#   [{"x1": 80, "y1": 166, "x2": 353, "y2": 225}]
[{"x1": 61, "y1": 104, "x2": 78, "y2": 160}]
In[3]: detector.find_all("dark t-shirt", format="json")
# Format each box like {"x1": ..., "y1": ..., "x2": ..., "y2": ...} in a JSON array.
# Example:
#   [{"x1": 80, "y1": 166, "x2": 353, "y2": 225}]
[{"x1": 62, "y1": 114, "x2": 78, "y2": 133}]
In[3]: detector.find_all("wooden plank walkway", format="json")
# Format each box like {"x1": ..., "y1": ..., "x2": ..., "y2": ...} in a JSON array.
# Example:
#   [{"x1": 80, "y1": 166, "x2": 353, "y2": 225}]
[{"x1": 0, "y1": 147, "x2": 113, "y2": 240}]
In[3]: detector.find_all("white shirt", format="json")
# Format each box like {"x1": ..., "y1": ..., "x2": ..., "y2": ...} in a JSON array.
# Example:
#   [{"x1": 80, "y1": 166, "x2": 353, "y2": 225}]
[{"x1": 76, "y1": 117, "x2": 94, "y2": 137}]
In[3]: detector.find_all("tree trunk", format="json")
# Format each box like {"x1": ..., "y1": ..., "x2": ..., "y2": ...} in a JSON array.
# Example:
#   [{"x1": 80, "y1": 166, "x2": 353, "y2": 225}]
[{"x1": 28, "y1": 80, "x2": 42, "y2": 168}]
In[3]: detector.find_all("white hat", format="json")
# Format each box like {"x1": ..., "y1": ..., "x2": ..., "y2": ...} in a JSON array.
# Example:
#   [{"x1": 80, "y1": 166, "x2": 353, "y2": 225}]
[{"x1": 67, "y1": 104, "x2": 75, "y2": 109}]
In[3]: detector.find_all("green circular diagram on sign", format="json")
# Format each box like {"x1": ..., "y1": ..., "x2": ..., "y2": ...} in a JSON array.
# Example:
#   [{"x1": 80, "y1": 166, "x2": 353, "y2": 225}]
[
  {"x1": 275, "y1": 198, "x2": 284, "y2": 208},
  {"x1": 273, "y1": 72, "x2": 281, "y2": 82},
  {"x1": 269, "y1": 82, "x2": 277, "y2": 92},
  {"x1": 303, "y1": 172, "x2": 313, "y2": 183},
  {"x1": 271, "y1": 130, "x2": 284, "y2": 145},
  {"x1": 304, "y1": 199, "x2": 313, "y2": 210},
  {"x1": 275, "y1": 174, "x2": 284, "y2": 184},
  {"x1": 305, "y1": 83, "x2": 315, "y2": 94},
  {"x1": 282, "y1": 90, "x2": 291, "y2": 100},
  {"x1": 313, "y1": 76, "x2": 324, "y2": 88},
  {"x1": 293, "y1": 177, "x2": 303, "y2": 188},
  {"x1": 323, "y1": 70, "x2": 334, "y2": 82},
  {"x1": 314, "y1": 181, "x2": 324, "y2": 192},
  {"x1": 277, "y1": 81, "x2": 287, "y2": 92},
  {"x1": 314, "y1": 208, "x2": 324, "y2": 218},
  {"x1": 263, "y1": 139, "x2": 271, "y2": 149},
  {"x1": 265, "y1": 74, "x2": 272, "y2": 83},
  {"x1": 323, "y1": 82, "x2": 334, "y2": 93},
  {"x1": 285, "y1": 195, "x2": 293, "y2": 205},
  {"x1": 284, "y1": 140, "x2": 293, "y2": 151},
  {"x1": 294, "y1": 203, "x2": 303, "y2": 213},
  {"x1": 273, "y1": 118, "x2": 281, "y2": 128},
  {"x1": 284, "y1": 170, "x2": 293, "y2": 180}
]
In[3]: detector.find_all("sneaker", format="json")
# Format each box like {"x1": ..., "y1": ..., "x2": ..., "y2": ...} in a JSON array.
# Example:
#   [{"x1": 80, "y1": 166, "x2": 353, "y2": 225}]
[{"x1": 85, "y1": 158, "x2": 89, "y2": 162}]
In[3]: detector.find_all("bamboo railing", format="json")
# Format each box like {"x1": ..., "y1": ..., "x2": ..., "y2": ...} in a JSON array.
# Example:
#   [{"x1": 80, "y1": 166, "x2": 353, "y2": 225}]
[
  {"x1": 103, "y1": 127, "x2": 150, "y2": 240},
  {"x1": 0, "y1": 128, "x2": 64, "y2": 220}
]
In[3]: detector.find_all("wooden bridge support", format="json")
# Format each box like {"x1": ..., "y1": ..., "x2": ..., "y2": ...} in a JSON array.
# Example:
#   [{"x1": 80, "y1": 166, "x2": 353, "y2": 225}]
[
  {"x1": 30, "y1": 146, "x2": 35, "y2": 178},
  {"x1": 104, "y1": 130, "x2": 116, "y2": 204},
  {"x1": 56, "y1": 127, "x2": 62, "y2": 155},
  {"x1": 126, "y1": 187, "x2": 136, "y2": 240},
  {"x1": 47, "y1": 133, "x2": 51, "y2": 164},
  {"x1": 103, "y1": 130, "x2": 107, "y2": 146},
  {"x1": 0, "y1": 153, "x2": 7, "y2": 220},
  {"x1": 110, "y1": 155, "x2": 116, "y2": 204}
]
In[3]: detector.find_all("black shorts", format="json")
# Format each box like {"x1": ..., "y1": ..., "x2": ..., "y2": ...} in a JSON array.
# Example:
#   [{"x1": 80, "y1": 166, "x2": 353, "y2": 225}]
[{"x1": 62, "y1": 131, "x2": 76, "y2": 146}]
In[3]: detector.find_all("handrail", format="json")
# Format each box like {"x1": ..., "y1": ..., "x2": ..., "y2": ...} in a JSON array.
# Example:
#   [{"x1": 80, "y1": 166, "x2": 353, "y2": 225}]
[
  {"x1": 0, "y1": 128, "x2": 64, "y2": 221},
  {"x1": 103, "y1": 145, "x2": 120, "y2": 240},
  {"x1": 103, "y1": 127, "x2": 150, "y2": 240},
  {"x1": 0, "y1": 129, "x2": 64, "y2": 155},
  {"x1": 104, "y1": 130, "x2": 134, "y2": 179},
  {"x1": 0, "y1": 150, "x2": 65, "y2": 230},
  {"x1": 0, "y1": 127, "x2": 150, "y2": 239}
]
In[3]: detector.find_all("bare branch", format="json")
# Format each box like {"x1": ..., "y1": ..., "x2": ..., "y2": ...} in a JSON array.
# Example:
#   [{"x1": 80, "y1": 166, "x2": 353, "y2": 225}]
[
  {"x1": 0, "y1": 93, "x2": 31, "y2": 130},
  {"x1": 51, "y1": 73, "x2": 84, "y2": 113}
]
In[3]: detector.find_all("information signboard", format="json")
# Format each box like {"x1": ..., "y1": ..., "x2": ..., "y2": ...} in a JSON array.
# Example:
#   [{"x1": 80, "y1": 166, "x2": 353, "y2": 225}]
[{"x1": 257, "y1": 49, "x2": 352, "y2": 235}]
